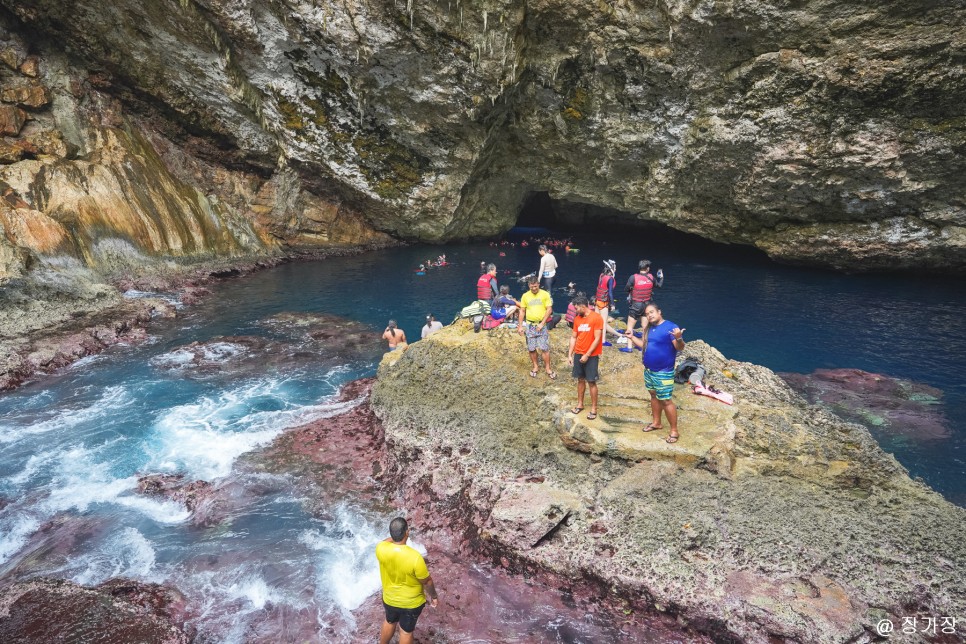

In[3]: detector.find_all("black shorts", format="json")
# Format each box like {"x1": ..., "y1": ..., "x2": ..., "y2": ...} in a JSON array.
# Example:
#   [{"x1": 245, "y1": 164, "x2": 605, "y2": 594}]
[
  {"x1": 572, "y1": 354, "x2": 600, "y2": 382},
  {"x1": 628, "y1": 301, "x2": 648, "y2": 320},
  {"x1": 383, "y1": 602, "x2": 425, "y2": 633}
]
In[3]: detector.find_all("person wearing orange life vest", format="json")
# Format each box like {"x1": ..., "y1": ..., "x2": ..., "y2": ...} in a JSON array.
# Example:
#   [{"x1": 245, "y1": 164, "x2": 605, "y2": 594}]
[
  {"x1": 624, "y1": 259, "x2": 664, "y2": 340},
  {"x1": 595, "y1": 260, "x2": 623, "y2": 347},
  {"x1": 476, "y1": 263, "x2": 498, "y2": 304}
]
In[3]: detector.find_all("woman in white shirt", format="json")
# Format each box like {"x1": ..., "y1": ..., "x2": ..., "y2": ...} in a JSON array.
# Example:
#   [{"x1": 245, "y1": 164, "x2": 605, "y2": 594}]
[{"x1": 537, "y1": 245, "x2": 558, "y2": 292}]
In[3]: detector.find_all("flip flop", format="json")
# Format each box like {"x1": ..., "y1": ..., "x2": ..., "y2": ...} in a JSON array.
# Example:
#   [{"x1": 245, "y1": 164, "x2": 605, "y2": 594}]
[
  {"x1": 570, "y1": 407, "x2": 584, "y2": 415},
  {"x1": 547, "y1": 371, "x2": 557, "y2": 380},
  {"x1": 529, "y1": 370, "x2": 538, "y2": 378},
  {"x1": 665, "y1": 434, "x2": 679, "y2": 443},
  {"x1": 619, "y1": 347, "x2": 633, "y2": 353},
  {"x1": 586, "y1": 411, "x2": 597, "y2": 420},
  {"x1": 642, "y1": 423, "x2": 663, "y2": 432}
]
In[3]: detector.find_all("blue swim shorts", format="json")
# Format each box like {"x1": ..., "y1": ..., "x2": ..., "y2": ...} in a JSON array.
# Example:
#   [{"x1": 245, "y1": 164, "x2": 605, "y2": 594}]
[{"x1": 644, "y1": 368, "x2": 675, "y2": 401}]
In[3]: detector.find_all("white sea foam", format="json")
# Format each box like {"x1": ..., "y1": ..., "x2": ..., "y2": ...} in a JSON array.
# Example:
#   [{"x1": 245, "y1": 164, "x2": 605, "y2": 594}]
[
  {"x1": 68, "y1": 354, "x2": 108, "y2": 370},
  {"x1": 146, "y1": 379, "x2": 360, "y2": 480},
  {"x1": 41, "y1": 447, "x2": 189, "y2": 523},
  {"x1": 151, "y1": 342, "x2": 248, "y2": 370},
  {"x1": 300, "y1": 506, "x2": 385, "y2": 613},
  {"x1": 70, "y1": 527, "x2": 157, "y2": 586},
  {"x1": 0, "y1": 385, "x2": 130, "y2": 445},
  {"x1": 0, "y1": 514, "x2": 42, "y2": 565}
]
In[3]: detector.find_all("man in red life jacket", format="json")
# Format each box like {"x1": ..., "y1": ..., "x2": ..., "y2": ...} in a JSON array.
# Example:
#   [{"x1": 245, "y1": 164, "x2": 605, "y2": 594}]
[
  {"x1": 624, "y1": 260, "x2": 664, "y2": 340},
  {"x1": 476, "y1": 263, "x2": 498, "y2": 304}
]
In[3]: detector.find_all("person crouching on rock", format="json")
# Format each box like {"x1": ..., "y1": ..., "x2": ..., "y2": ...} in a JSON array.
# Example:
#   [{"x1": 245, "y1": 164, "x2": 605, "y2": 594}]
[
  {"x1": 383, "y1": 320, "x2": 407, "y2": 351},
  {"x1": 376, "y1": 517, "x2": 438, "y2": 644},
  {"x1": 625, "y1": 302, "x2": 685, "y2": 443},
  {"x1": 567, "y1": 294, "x2": 603, "y2": 421}
]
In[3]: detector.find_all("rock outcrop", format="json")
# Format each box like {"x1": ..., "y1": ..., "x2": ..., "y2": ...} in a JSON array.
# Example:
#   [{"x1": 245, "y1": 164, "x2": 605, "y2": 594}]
[
  {"x1": 371, "y1": 323, "x2": 966, "y2": 642},
  {"x1": 0, "y1": 0, "x2": 962, "y2": 273}
]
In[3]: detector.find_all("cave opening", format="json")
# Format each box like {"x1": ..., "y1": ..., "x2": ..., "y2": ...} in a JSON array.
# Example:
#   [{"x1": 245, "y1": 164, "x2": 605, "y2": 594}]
[{"x1": 513, "y1": 191, "x2": 769, "y2": 263}]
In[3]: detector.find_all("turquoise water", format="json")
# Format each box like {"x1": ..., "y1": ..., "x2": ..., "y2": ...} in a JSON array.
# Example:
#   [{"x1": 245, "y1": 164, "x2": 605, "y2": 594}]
[{"x1": 0, "y1": 227, "x2": 963, "y2": 641}]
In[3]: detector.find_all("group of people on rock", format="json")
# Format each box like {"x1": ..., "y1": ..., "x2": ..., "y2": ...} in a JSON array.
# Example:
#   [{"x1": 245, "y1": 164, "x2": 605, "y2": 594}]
[
  {"x1": 375, "y1": 249, "x2": 686, "y2": 644},
  {"x1": 474, "y1": 254, "x2": 681, "y2": 444}
]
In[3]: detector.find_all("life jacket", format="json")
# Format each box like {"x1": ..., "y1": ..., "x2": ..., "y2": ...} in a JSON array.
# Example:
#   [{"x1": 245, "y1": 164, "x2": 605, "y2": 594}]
[
  {"x1": 565, "y1": 302, "x2": 577, "y2": 324},
  {"x1": 595, "y1": 274, "x2": 613, "y2": 303},
  {"x1": 630, "y1": 273, "x2": 655, "y2": 303},
  {"x1": 477, "y1": 274, "x2": 494, "y2": 300}
]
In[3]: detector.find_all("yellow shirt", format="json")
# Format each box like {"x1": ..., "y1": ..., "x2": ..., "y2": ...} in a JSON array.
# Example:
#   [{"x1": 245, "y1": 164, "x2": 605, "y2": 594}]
[
  {"x1": 375, "y1": 540, "x2": 430, "y2": 608},
  {"x1": 520, "y1": 289, "x2": 553, "y2": 323}
]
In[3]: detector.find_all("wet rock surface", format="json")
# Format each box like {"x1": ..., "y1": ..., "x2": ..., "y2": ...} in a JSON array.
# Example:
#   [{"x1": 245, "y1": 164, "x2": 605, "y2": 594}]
[
  {"x1": 371, "y1": 322, "x2": 966, "y2": 643},
  {"x1": 0, "y1": 578, "x2": 189, "y2": 644},
  {"x1": 782, "y1": 367, "x2": 951, "y2": 441}
]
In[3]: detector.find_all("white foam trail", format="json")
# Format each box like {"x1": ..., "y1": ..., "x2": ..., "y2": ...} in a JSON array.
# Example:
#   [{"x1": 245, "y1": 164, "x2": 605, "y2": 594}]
[
  {"x1": 70, "y1": 527, "x2": 157, "y2": 586},
  {"x1": 151, "y1": 342, "x2": 248, "y2": 370},
  {"x1": 0, "y1": 514, "x2": 42, "y2": 565},
  {"x1": 41, "y1": 448, "x2": 189, "y2": 523},
  {"x1": 146, "y1": 379, "x2": 360, "y2": 480},
  {"x1": 0, "y1": 385, "x2": 130, "y2": 445},
  {"x1": 301, "y1": 506, "x2": 387, "y2": 613}
]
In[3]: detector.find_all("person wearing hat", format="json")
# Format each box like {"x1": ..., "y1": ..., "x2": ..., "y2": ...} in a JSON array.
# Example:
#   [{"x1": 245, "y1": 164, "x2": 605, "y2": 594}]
[{"x1": 421, "y1": 314, "x2": 443, "y2": 339}]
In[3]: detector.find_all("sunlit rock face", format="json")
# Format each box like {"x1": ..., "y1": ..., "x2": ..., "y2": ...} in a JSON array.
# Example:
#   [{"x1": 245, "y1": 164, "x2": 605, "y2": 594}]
[{"x1": 0, "y1": 0, "x2": 964, "y2": 271}]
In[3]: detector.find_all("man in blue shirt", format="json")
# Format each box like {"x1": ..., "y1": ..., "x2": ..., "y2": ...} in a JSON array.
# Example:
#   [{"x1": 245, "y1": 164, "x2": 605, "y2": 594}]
[{"x1": 626, "y1": 302, "x2": 685, "y2": 443}]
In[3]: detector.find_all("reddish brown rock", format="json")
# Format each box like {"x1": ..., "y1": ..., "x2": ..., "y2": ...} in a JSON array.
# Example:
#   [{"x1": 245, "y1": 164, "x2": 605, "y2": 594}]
[
  {"x1": 1, "y1": 83, "x2": 50, "y2": 109},
  {"x1": 18, "y1": 56, "x2": 39, "y2": 77},
  {"x1": 782, "y1": 368, "x2": 951, "y2": 441},
  {"x1": 0, "y1": 578, "x2": 189, "y2": 644},
  {"x1": 136, "y1": 474, "x2": 218, "y2": 525},
  {"x1": 0, "y1": 104, "x2": 27, "y2": 135},
  {"x1": 0, "y1": 47, "x2": 21, "y2": 71},
  {"x1": 0, "y1": 140, "x2": 22, "y2": 163},
  {"x1": 14, "y1": 129, "x2": 71, "y2": 158}
]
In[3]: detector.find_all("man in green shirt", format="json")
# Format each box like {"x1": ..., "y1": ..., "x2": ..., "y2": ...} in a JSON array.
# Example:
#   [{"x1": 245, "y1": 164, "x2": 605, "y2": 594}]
[
  {"x1": 375, "y1": 517, "x2": 439, "y2": 644},
  {"x1": 517, "y1": 277, "x2": 556, "y2": 379}
]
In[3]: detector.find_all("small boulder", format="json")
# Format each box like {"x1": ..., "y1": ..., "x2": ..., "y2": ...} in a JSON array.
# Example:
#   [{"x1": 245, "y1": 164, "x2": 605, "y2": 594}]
[
  {"x1": 0, "y1": 104, "x2": 27, "y2": 135},
  {"x1": 1, "y1": 83, "x2": 50, "y2": 109},
  {"x1": 483, "y1": 482, "x2": 583, "y2": 549}
]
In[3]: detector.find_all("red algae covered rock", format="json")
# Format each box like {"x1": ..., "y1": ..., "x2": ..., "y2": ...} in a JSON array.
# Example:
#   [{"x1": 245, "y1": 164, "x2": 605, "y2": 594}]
[
  {"x1": 0, "y1": 578, "x2": 189, "y2": 643},
  {"x1": 782, "y1": 368, "x2": 951, "y2": 440}
]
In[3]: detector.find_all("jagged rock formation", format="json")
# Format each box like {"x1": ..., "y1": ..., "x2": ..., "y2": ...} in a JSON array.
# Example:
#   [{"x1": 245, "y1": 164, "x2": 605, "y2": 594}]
[
  {"x1": 371, "y1": 323, "x2": 966, "y2": 642},
  {"x1": 0, "y1": 0, "x2": 963, "y2": 274}
]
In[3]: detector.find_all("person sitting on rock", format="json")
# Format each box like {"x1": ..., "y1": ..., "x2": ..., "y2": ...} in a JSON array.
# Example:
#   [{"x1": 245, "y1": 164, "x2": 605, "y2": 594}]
[
  {"x1": 383, "y1": 320, "x2": 407, "y2": 351},
  {"x1": 492, "y1": 285, "x2": 519, "y2": 320},
  {"x1": 476, "y1": 263, "x2": 498, "y2": 304}
]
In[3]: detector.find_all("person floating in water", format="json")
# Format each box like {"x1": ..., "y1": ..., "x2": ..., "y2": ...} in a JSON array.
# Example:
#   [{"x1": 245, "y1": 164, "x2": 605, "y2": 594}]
[
  {"x1": 625, "y1": 302, "x2": 684, "y2": 443},
  {"x1": 383, "y1": 320, "x2": 407, "y2": 351},
  {"x1": 376, "y1": 517, "x2": 439, "y2": 644}
]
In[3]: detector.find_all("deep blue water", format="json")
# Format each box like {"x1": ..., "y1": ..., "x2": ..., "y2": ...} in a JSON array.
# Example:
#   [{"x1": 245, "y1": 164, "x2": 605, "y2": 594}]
[{"x1": 0, "y1": 226, "x2": 963, "y2": 641}]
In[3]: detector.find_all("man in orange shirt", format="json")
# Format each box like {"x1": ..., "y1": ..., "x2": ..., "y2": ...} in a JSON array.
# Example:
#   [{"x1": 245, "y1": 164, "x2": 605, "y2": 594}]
[
  {"x1": 375, "y1": 517, "x2": 439, "y2": 644},
  {"x1": 567, "y1": 294, "x2": 604, "y2": 420}
]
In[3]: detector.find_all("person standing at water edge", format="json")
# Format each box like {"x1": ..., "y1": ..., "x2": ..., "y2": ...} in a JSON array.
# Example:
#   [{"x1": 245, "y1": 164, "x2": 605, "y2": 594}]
[
  {"x1": 538, "y1": 245, "x2": 558, "y2": 292},
  {"x1": 518, "y1": 277, "x2": 556, "y2": 379},
  {"x1": 421, "y1": 314, "x2": 443, "y2": 339},
  {"x1": 595, "y1": 259, "x2": 621, "y2": 346},
  {"x1": 383, "y1": 320, "x2": 407, "y2": 351},
  {"x1": 376, "y1": 517, "x2": 439, "y2": 644},
  {"x1": 567, "y1": 294, "x2": 603, "y2": 420},
  {"x1": 626, "y1": 302, "x2": 684, "y2": 442},
  {"x1": 624, "y1": 259, "x2": 664, "y2": 338}
]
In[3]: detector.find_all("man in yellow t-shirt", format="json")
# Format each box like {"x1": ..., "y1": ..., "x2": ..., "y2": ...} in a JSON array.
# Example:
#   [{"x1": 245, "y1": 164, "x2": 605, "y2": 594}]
[
  {"x1": 517, "y1": 277, "x2": 556, "y2": 379},
  {"x1": 375, "y1": 517, "x2": 439, "y2": 644}
]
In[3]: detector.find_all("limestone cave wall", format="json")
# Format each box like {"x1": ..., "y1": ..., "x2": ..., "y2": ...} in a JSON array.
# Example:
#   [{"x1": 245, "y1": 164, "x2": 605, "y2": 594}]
[{"x1": 0, "y1": 0, "x2": 964, "y2": 276}]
